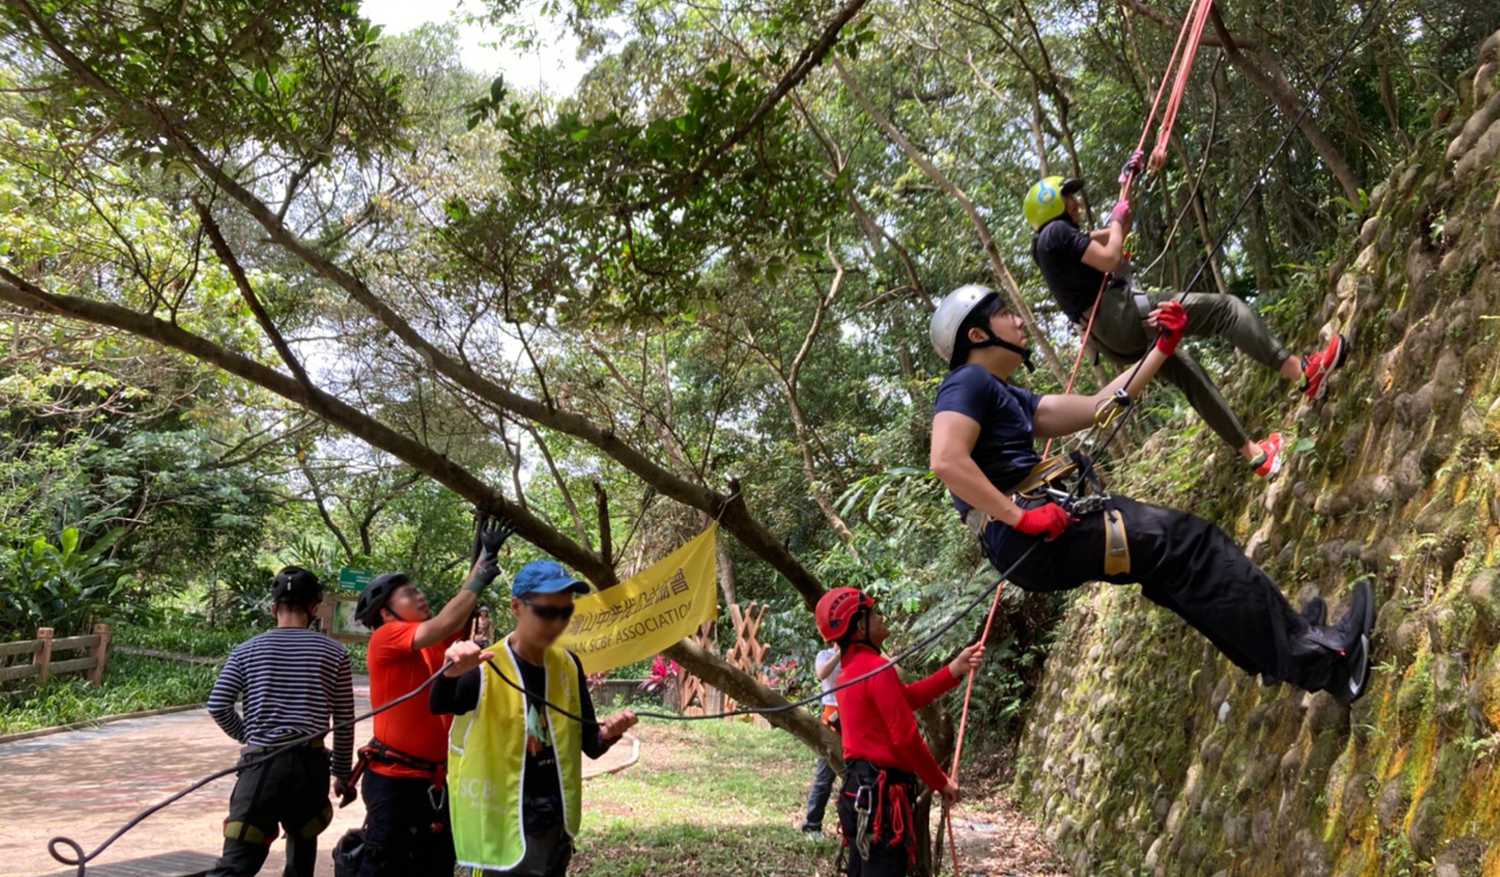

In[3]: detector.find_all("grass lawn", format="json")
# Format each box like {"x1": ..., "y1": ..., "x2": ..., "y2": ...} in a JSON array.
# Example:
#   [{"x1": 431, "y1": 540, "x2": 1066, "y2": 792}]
[{"x1": 572, "y1": 718, "x2": 842, "y2": 877}]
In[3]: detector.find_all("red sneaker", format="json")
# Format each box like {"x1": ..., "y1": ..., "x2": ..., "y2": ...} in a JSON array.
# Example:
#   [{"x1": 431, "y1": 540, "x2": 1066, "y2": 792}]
[
  {"x1": 1302, "y1": 334, "x2": 1347, "y2": 399},
  {"x1": 1252, "y1": 432, "x2": 1283, "y2": 480}
]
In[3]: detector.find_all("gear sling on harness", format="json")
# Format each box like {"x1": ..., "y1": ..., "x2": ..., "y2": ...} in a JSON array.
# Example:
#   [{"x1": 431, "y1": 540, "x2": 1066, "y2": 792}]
[
  {"x1": 840, "y1": 760, "x2": 918, "y2": 874},
  {"x1": 966, "y1": 451, "x2": 1132, "y2": 576}
]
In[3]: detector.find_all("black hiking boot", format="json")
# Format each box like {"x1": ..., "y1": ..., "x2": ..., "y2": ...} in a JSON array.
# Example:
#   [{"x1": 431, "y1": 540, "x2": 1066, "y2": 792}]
[
  {"x1": 1327, "y1": 578, "x2": 1375, "y2": 706},
  {"x1": 1263, "y1": 597, "x2": 1330, "y2": 685}
]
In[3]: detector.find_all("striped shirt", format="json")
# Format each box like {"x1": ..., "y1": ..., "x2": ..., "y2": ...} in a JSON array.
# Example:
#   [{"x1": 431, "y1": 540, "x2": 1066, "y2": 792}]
[{"x1": 207, "y1": 626, "x2": 355, "y2": 779}]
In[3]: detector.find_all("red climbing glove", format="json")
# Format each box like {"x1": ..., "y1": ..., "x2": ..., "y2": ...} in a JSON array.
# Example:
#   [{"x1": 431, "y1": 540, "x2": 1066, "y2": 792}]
[
  {"x1": 1014, "y1": 503, "x2": 1073, "y2": 541},
  {"x1": 1119, "y1": 149, "x2": 1145, "y2": 184},
  {"x1": 1109, "y1": 200, "x2": 1132, "y2": 228},
  {"x1": 1152, "y1": 300, "x2": 1188, "y2": 356}
]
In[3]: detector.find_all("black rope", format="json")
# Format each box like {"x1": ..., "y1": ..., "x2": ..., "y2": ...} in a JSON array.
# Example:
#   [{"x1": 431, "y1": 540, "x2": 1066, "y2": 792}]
[
  {"x1": 485, "y1": 542, "x2": 1039, "y2": 724},
  {"x1": 46, "y1": 661, "x2": 454, "y2": 877},
  {"x1": 1181, "y1": 0, "x2": 1384, "y2": 294},
  {"x1": 45, "y1": 354, "x2": 1158, "y2": 874}
]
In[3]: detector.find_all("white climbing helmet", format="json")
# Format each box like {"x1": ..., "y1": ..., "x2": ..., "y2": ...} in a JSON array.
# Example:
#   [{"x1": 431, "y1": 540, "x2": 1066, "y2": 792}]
[{"x1": 930, "y1": 284, "x2": 999, "y2": 365}]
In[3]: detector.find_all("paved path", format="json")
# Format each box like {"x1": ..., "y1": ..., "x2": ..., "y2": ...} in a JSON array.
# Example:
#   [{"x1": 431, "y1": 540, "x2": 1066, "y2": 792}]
[{"x1": 0, "y1": 677, "x2": 638, "y2": 877}]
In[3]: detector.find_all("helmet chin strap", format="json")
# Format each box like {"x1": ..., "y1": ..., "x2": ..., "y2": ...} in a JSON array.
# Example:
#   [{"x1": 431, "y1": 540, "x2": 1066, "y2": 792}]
[
  {"x1": 841, "y1": 613, "x2": 883, "y2": 653},
  {"x1": 972, "y1": 332, "x2": 1036, "y2": 372}
]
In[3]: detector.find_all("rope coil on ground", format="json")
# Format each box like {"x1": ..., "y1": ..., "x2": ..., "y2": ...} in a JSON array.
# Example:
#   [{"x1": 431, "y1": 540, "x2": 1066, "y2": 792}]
[{"x1": 46, "y1": 663, "x2": 453, "y2": 877}]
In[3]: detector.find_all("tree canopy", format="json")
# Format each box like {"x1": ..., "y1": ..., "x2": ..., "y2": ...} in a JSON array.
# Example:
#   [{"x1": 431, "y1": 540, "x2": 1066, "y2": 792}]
[{"x1": 0, "y1": 0, "x2": 1492, "y2": 755}]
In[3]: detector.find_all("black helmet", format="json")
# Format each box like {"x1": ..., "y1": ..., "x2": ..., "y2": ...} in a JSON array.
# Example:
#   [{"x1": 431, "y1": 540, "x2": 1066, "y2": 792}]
[
  {"x1": 356, "y1": 572, "x2": 410, "y2": 629},
  {"x1": 272, "y1": 566, "x2": 322, "y2": 608}
]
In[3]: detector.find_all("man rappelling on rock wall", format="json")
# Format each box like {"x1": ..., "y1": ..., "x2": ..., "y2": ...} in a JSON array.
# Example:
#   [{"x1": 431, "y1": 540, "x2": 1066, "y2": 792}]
[
  {"x1": 1025, "y1": 171, "x2": 1348, "y2": 479},
  {"x1": 927, "y1": 284, "x2": 1373, "y2": 705}
]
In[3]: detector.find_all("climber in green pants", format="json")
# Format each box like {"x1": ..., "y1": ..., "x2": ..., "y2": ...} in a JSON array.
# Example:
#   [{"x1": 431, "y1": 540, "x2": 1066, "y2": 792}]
[{"x1": 1025, "y1": 173, "x2": 1348, "y2": 480}]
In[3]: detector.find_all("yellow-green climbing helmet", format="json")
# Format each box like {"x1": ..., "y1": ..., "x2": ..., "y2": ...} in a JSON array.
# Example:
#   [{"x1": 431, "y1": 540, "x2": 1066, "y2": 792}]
[{"x1": 1023, "y1": 176, "x2": 1084, "y2": 231}]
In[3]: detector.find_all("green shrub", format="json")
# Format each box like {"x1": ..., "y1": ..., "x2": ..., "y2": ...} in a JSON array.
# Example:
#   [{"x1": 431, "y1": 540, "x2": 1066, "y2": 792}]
[
  {"x1": 0, "y1": 526, "x2": 124, "y2": 638},
  {"x1": 0, "y1": 653, "x2": 216, "y2": 735}
]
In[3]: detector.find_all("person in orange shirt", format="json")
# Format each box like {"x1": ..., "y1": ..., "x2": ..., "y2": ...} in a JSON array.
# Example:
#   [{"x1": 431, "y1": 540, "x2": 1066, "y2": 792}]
[{"x1": 348, "y1": 516, "x2": 513, "y2": 877}]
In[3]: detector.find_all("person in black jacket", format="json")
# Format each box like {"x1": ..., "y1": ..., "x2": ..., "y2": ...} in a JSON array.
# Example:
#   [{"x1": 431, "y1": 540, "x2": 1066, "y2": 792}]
[{"x1": 1024, "y1": 173, "x2": 1348, "y2": 480}]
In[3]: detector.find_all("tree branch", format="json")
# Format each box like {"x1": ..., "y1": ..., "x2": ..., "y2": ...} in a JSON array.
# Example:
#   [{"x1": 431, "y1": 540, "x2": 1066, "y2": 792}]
[
  {"x1": 834, "y1": 58, "x2": 1070, "y2": 386},
  {"x1": 625, "y1": 0, "x2": 874, "y2": 213},
  {"x1": 298, "y1": 458, "x2": 356, "y2": 562},
  {"x1": 0, "y1": 266, "x2": 614, "y2": 586}
]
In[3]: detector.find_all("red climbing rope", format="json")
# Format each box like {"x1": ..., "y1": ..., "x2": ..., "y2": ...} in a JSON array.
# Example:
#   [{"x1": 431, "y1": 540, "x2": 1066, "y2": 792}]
[
  {"x1": 944, "y1": 578, "x2": 1006, "y2": 877},
  {"x1": 1042, "y1": 0, "x2": 1216, "y2": 458},
  {"x1": 1151, "y1": 0, "x2": 1217, "y2": 170}
]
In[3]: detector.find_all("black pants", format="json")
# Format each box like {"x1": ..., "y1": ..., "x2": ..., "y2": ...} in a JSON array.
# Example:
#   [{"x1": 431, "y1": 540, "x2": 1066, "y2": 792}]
[
  {"x1": 208, "y1": 744, "x2": 333, "y2": 877},
  {"x1": 983, "y1": 495, "x2": 1326, "y2": 686},
  {"x1": 475, "y1": 821, "x2": 574, "y2": 876},
  {"x1": 355, "y1": 770, "x2": 454, "y2": 877},
  {"x1": 802, "y1": 756, "x2": 838, "y2": 831},
  {"x1": 836, "y1": 761, "x2": 915, "y2": 877}
]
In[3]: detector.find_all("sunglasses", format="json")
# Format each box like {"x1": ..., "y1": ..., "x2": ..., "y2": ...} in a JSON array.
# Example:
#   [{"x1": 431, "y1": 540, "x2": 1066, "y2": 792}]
[{"x1": 521, "y1": 598, "x2": 575, "y2": 622}]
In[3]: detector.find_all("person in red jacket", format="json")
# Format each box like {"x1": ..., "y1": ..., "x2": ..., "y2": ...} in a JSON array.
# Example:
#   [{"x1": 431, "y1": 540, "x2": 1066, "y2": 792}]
[{"x1": 818, "y1": 587, "x2": 984, "y2": 877}]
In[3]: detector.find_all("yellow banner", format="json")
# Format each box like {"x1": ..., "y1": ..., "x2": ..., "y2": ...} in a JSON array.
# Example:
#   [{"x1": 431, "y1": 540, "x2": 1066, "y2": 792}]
[{"x1": 559, "y1": 524, "x2": 719, "y2": 674}]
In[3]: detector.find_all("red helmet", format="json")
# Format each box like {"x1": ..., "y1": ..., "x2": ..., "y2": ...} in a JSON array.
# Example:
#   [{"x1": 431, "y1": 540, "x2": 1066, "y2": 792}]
[{"x1": 816, "y1": 587, "x2": 875, "y2": 643}]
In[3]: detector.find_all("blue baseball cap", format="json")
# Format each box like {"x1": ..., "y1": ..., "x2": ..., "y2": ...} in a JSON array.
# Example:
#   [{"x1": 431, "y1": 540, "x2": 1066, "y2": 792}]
[{"x1": 511, "y1": 559, "x2": 591, "y2": 598}]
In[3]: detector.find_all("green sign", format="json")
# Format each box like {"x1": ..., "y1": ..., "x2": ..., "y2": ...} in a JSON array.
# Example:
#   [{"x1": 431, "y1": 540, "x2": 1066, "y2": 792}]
[{"x1": 338, "y1": 567, "x2": 373, "y2": 592}]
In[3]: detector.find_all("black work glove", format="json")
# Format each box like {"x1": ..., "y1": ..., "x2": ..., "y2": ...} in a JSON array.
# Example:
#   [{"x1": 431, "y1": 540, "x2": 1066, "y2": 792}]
[
  {"x1": 333, "y1": 776, "x2": 358, "y2": 808},
  {"x1": 470, "y1": 514, "x2": 515, "y2": 590}
]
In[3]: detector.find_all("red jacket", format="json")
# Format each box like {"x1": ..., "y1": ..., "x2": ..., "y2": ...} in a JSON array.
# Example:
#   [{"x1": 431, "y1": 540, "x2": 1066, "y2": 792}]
[{"x1": 835, "y1": 643, "x2": 961, "y2": 792}]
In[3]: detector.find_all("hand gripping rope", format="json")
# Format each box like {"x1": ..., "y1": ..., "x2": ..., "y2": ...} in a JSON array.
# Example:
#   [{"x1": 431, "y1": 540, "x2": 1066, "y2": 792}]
[{"x1": 1050, "y1": 0, "x2": 1385, "y2": 465}]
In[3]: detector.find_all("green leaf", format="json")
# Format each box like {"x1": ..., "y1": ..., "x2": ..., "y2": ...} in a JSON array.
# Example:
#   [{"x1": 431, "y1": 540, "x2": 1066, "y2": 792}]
[
  {"x1": 60, "y1": 527, "x2": 78, "y2": 555},
  {"x1": 253, "y1": 69, "x2": 269, "y2": 97},
  {"x1": 490, "y1": 76, "x2": 506, "y2": 106}
]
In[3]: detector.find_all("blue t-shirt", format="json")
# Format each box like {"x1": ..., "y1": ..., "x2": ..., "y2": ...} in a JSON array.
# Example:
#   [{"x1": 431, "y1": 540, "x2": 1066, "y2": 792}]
[{"x1": 932, "y1": 364, "x2": 1043, "y2": 514}]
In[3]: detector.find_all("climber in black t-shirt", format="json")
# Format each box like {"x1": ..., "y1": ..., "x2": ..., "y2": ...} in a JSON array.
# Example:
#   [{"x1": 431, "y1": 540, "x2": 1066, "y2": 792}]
[
  {"x1": 927, "y1": 283, "x2": 1374, "y2": 706},
  {"x1": 1024, "y1": 173, "x2": 1348, "y2": 480}
]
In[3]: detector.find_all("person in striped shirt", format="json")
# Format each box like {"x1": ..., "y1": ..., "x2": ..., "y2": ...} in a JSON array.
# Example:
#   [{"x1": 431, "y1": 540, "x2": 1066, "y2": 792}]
[{"x1": 206, "y1": 566, "x2": 355, "y2": 877}]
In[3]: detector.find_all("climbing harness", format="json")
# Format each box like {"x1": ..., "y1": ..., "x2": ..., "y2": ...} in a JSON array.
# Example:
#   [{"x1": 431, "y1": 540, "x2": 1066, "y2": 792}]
[
  {"x1": 328, "y1": 741, "x2": 448, "y2": 877},
  {"x1": 349, "y1": 738, "x2": 446, "y2": 787},
  {"x1": 843, "y1": 762, "x2": 918, "y2": 868}
]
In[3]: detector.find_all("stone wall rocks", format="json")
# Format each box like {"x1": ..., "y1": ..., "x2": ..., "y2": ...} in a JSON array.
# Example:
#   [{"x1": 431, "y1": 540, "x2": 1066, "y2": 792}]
[{"x1": 1013, "y1": 30, "x2": 1500, "y2": 877}]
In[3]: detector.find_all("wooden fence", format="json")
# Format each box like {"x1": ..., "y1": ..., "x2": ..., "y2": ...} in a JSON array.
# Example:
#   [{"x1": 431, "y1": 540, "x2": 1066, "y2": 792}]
[{"x1": 0, "y1": 624, "x2": 112, "y2": 685}]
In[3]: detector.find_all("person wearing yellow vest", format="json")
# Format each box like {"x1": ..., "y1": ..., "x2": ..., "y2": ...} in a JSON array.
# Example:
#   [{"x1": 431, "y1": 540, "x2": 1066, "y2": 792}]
[{"x1": 430, "y1": 559, "x2": 638, "y2": 877}]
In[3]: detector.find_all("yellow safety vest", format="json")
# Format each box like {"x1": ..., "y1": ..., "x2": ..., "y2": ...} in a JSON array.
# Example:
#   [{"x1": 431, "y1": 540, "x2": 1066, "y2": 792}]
[{"x1": 447, "y1": 643, "x2": 583, "y2": 872}]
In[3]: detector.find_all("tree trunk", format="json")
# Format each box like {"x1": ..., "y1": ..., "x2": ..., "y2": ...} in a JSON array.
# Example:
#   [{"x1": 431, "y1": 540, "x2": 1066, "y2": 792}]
[{"x1": 1207, "y1": 7, "x2": 1362, "y2": 203}]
